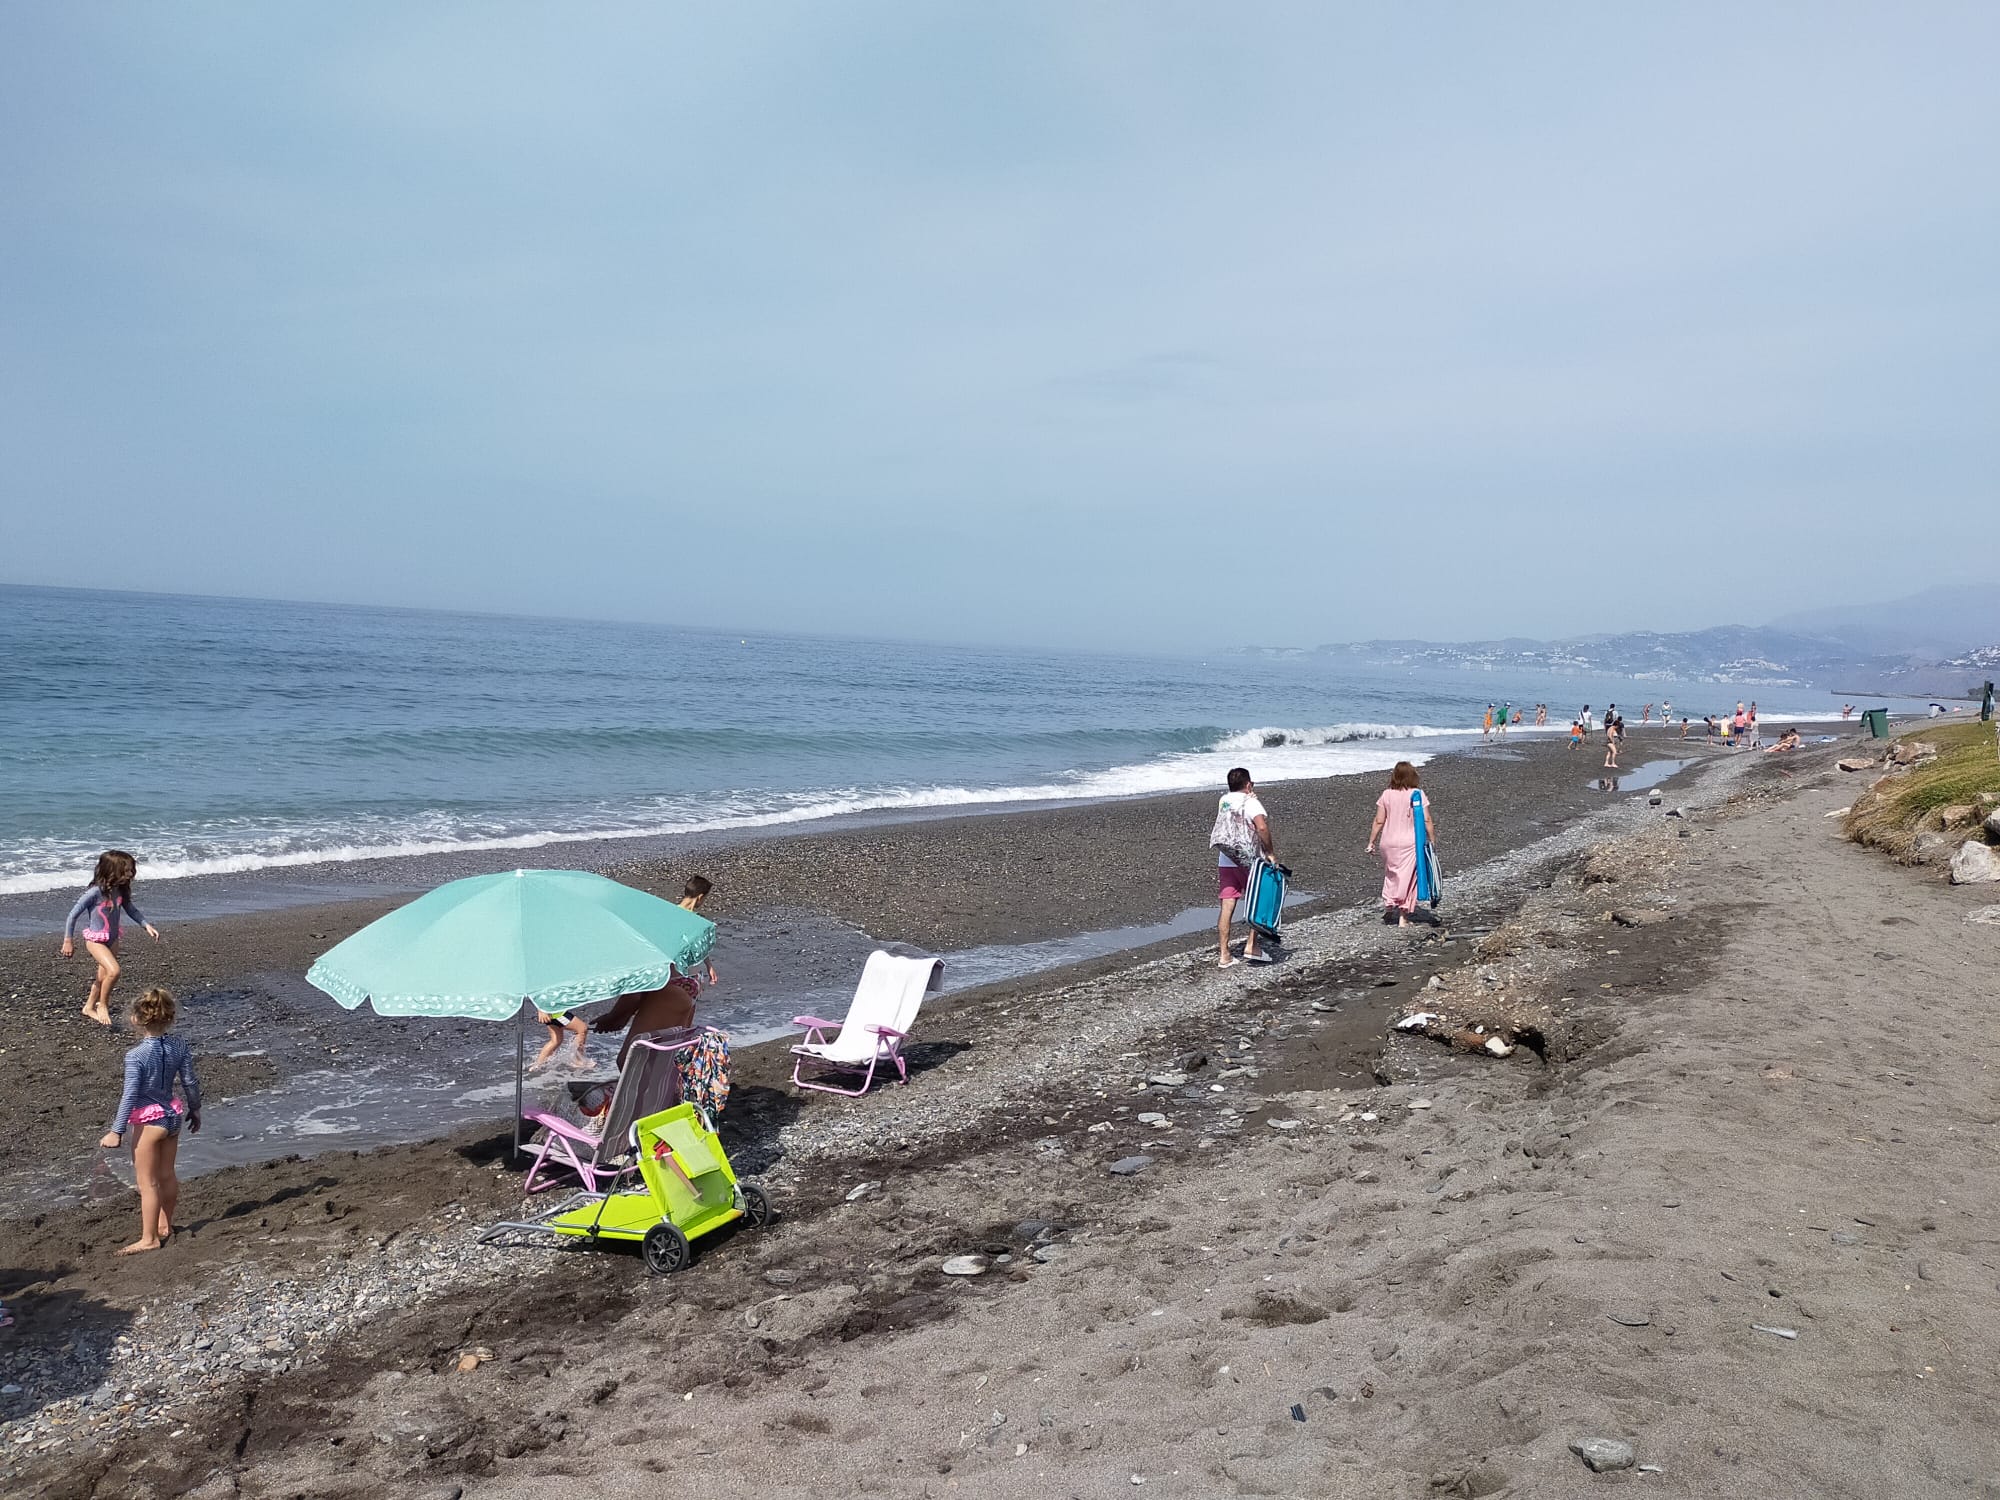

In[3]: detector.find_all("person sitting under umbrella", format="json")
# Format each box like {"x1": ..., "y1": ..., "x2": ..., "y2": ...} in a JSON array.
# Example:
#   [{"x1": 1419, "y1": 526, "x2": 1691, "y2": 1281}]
[{"x1": 593, "y1": 979, "x2": 697, "y2": 1067}]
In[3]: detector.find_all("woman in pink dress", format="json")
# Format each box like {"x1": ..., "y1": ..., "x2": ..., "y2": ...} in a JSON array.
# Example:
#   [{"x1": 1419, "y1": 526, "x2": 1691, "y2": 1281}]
[{"x1": 1366, "y1": 762, "x2": 1434, "y2": 927}]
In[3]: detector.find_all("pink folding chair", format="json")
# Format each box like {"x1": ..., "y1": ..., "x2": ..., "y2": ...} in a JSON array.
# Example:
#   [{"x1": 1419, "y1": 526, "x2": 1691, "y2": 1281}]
[
  {"x1": 790, "y1": 952, "x2": 944, "y2": 1097},
  {"x1": 521, "y1": 1029, "x2": 695, "y2": 1193}
]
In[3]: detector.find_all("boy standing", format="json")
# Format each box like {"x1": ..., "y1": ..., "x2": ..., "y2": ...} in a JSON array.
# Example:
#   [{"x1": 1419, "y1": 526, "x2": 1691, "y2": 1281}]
[{"x1": 1213, "y1": 768, "x2": 1274, "y2": 969}]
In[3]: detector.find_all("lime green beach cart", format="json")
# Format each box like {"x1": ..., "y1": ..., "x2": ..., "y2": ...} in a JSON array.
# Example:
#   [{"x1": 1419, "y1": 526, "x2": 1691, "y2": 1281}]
[{"x1": 481, "y1": 1036, "x2": 772, "y2": 1274}]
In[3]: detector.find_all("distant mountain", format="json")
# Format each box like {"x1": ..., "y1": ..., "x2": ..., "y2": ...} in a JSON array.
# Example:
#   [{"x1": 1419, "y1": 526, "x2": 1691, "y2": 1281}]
[
  {"x1": 1310, "y1": 626, "x2": 1902, "y2": 687},
  {"x1": 1770, "y1": 584, "x2": 1998, "y2": 661},
  {"x1": 1276, "y1": 582, "x2": 1996, "y2": 689},
  {"x1": 1837, "y1": 642, "x2": 2000, "y2": 699}
]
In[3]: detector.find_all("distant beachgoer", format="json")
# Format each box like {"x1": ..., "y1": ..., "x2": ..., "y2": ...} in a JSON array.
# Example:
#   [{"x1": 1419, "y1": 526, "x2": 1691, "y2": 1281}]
[
  {"x1": 1662, "y1": 700, "x2": 1672, "y2": 721},
  {"x1": 1679, "y1": 717, "x2": 1691, "y2": 738},
  {"x1": 1747, "y1": 702, "x2": 1761, "y2": 749},
  {"x1": 1511, "y1": 706, "x2": 1524, "y2": 726},
  {"x1": 1211, "y1": 768, "x2": 1273, "y2": 968},
  {"x1": 1568, "y1": 720, "x2": 1583, "y2": 748},
  {"x1": 1497, "y1": 702, "x2": 1511, "y2": 736},
  {"x1": 1367, "y1": 762, "x2": 1434, "y2": 929},
  {"x1": 63, "y1": 851, "x2": 162, "y2": 1028},
  {"x1": 1604, "y1": 718, "x2": 1622, "y2": 769},
  {"x1": 1536, "y1": 704, "x2": 1548, "y2": 727},
  {"x1": 99, "y1": 987, "x2": 201, "y2": 1255},
  {"x1": 1580, "y1": 705, "x2": 1593, "y2": 732},
  {"x1": 1642, "y1": 703, "x2": 1654, "y2": 724},
  {"x1": 1765, "y1": 728, "x2": 1802, "y2": 753},
  {"x1": 1481, "y1": 705, "x2": 1494, "y2": 740}
]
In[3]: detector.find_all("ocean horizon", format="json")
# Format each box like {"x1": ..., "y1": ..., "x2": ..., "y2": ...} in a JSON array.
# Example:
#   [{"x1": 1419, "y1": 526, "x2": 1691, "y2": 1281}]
[{"x1": 1, "y1": 582, "x2": 1857, "y2": 897}]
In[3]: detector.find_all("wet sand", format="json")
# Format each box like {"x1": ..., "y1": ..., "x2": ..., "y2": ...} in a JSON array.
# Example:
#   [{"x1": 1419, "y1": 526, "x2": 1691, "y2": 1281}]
[{"x1": 16, "y1": 726, "x2": 1978, "y2": 1499}]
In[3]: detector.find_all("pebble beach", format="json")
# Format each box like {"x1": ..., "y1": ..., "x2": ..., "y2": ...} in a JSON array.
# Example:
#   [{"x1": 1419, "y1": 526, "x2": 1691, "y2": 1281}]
[{"x1": 12, "y1": 723, "x2": 1998, "y2": 1498}]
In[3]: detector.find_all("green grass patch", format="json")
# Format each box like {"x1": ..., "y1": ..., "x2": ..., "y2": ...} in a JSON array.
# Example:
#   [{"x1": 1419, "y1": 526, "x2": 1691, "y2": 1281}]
[{"x1": 1844, "y1": 720, "x2": 2000, "y2": 859}]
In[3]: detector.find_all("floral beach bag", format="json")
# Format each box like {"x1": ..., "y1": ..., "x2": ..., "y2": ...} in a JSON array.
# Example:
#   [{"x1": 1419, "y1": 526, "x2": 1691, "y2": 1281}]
[
  {"x1": 1209, "y1": 793, "x2": 1262, "y2": 868},
  {"x1": 676, "y1": 1026, "x2": 733, "y2": 1124}
]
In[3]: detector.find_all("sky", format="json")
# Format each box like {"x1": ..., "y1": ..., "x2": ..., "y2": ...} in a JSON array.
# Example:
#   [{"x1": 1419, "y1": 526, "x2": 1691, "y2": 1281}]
[{"x1": 2, "y1": 4, "x2": 1995, "y2": 652}]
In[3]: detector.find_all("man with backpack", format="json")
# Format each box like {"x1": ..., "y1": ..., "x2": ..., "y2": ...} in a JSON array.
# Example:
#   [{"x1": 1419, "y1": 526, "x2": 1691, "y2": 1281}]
[{"x1": 1212, "y1": 766, "x2": 1275, "y2": 968}]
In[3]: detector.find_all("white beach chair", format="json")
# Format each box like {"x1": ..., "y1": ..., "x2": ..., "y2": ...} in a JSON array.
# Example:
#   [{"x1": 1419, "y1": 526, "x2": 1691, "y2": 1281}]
[{"x1": 789, "y1": 951, "x2": 945, "y2": 1097}]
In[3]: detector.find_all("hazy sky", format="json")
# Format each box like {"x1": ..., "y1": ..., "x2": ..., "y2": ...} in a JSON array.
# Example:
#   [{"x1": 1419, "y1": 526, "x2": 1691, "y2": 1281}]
[{"x1": 4, "y1": 5, "x2": 1994, "y2": 651}]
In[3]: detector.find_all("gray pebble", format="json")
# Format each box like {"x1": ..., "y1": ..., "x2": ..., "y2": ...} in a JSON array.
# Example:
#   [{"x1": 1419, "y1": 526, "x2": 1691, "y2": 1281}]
[
  {"x1": 1108, "y1": 1156, "x2": 1154, "y2": 1177},
  {"x1": 1569, "y1": 1438, "x2": 1636, "y2": 1472}
]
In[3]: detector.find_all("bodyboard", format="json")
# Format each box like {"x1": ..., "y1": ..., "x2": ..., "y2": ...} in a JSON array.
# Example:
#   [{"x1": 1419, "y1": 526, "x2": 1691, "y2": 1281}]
[{"x1": 1412, "y1": 791, "x2": 1443, "y2": 907}]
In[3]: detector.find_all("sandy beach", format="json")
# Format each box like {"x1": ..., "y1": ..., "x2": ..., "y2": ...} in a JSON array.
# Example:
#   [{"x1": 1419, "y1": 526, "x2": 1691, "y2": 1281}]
[{"x1": 13, "y1": 722, "x2": 1996, "y2": 1498}]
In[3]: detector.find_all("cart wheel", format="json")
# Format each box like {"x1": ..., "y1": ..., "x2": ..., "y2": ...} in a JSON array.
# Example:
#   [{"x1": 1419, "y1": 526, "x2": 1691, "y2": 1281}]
[
  {"x1": 642, "y1": 1222, "x2": 691, "y2": 1276},
  {"x1": 739, "y1": 1181, "x2": 773, "y2": 1228}
]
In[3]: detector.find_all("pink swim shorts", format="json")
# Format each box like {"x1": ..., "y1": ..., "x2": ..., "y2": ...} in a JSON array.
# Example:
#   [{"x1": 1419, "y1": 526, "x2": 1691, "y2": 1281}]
[
  {"x1": 1217, "y1": 863, "x2": 1249, "y2": 901},
  {"x1": 129, "y1": 1099, "x2": 187, "y2": 1127}
]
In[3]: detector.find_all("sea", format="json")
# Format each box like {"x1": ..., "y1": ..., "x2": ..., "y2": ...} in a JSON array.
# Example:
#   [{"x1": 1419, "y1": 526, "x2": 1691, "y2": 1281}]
[{"x1": 1, "y1": 583, "x2": 1855, "y2": 903}]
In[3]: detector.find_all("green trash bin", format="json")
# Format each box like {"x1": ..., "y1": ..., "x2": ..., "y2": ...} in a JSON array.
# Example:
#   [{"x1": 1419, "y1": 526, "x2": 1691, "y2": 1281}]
[{"x1": 1862, "y1": 708, "x2": 1889, "y2": 739}]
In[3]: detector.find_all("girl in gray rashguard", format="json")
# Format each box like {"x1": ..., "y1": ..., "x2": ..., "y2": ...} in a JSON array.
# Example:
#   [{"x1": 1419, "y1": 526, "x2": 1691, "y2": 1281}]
[
  {"x1": 100, "y1": 987, "x2": 202, "y2": 1254},
  {"x1": 61, "y1": 850, "x2": 162, "y2": 1027}
]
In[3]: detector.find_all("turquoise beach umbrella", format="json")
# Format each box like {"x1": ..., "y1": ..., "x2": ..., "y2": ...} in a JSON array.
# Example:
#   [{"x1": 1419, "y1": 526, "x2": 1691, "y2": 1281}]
[{"x1": 305, "y1": 869, "x2": 716, "y2": 1148}]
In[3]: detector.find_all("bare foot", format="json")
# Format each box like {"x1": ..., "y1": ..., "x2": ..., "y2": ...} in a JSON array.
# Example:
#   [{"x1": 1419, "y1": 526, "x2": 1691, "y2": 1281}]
[
  {"x1": 83, "y1": 1005, "x2": 110, "y2": 1026},
  {"x1": 1398, "y1": 915, "x2": 1410, "y2": 927},
  {"x1": 117, "y1": 1238, "x2": 162, "y2": 1255}
]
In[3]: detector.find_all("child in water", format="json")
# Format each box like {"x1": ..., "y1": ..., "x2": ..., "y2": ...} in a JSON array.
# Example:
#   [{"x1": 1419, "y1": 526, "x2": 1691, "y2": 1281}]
[
  {"x1": 63, "y1": 850, "x2": 162, "y2": 1026},
  {"x1": 673, "y1": 875, "x2": 720, "y2": 996},
  {"x1": 530, "y1": 1007, "x2": 590, "y2": 1071},
  {"x1": 100, "y1": 987, "x2": 202, "y2": 1254}
]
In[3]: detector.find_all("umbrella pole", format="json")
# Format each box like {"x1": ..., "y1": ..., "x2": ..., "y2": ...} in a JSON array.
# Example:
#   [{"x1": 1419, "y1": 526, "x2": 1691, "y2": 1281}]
[{"x1": 514, "y1": 1000, "x2": 526, "y2": 1160}]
